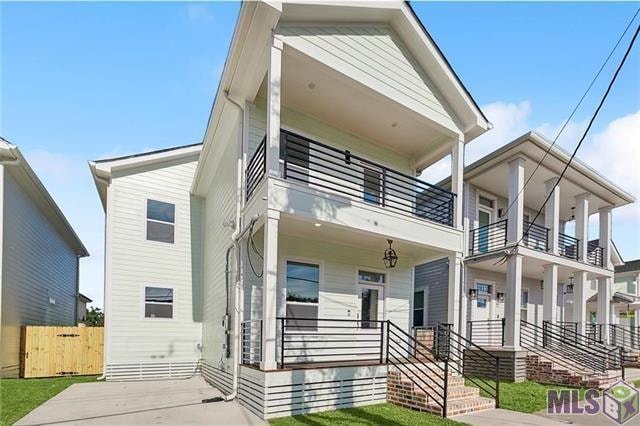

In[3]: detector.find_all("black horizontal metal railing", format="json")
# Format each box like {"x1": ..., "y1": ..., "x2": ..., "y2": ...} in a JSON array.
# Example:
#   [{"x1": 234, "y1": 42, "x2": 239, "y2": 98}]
[
  {"x1": 558, "y1": 232, "x2": 580, "y2": 261},
  {"x1": 468, "y1": 220, "x2": 508, "y2": 255},
  {"x1": 281, "y1": 129, "x2": 456, "y2": 227},
  {"x1": 386, "y1": 321, "x2": 449, "y2": 415},
  {"x1": 610, "y1": 324, "x2": 640, "y2": 351},
  {"x1": 584, "y1": 323, "x2": 603, "y2": 344},
  {"x1": 520, "y1": 320, "x2": 621, "y2": 374},
  {"x1": 437, "y1": 323, "x2": 500, "y2": 409},
  {"x1": 587, "y1": 246, "x2": 605, "y2": 267},
  {"x1": 467, "y1": 319, "x2": 505, "y2": 347},
  {"x1": 241, "y1": 319, "x2": 263, "y2": 366},
  {"x1": 245, "y1": 137, "x2": 266, "y2": 201},
  {"x1": 523, "y1": 220, "x2": 549, "y2": 252},
  {"x1": 556, "y1": 321, "x2": 579, "y2": 342},
  {"x1": 277, "y1": 317, "x2": 385, "y2": 368}
]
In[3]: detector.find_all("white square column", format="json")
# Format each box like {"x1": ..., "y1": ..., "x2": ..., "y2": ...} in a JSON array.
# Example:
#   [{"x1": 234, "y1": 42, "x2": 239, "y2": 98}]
[
  {"x1": 451, "y1": 137, "x2": 464, "y2": 230},
  {"x1": 504, "y1": 254, "x2": 523, "y2": 348},
  {"x1": 543, "y1": 264, "x2": 558, "y2": 324},
  {"x1": 545, "y1": 178, "x2": 560, "y2": 254},
  {"x1": 599, "y1": 206, "x2": 613, "y2": 268},
  {"x1": 575, "y1": 193, "x2": 590, "y2": 262},
  {"x1": 507, "y1": 158, "x2": 526, "y2": 244},
  {"x1": 572, "y1": 271, "x2": 588, "y2": 335},
  {"x1": 261, "y1": 210, "x2": 280, "y2": 370},
  {"x1": 266, "y1": 36, "x2": 283, "y2": 178},
  {"x1": 448, "y1": 253, "x2": 462, "y2": 334},
  {"x1": 597, "y1": 277, "x2": 612, "y2": 343}
]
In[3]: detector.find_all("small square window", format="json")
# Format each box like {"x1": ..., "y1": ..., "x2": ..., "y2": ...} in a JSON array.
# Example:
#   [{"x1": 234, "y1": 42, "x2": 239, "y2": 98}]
[
  {"x1": 358, "y1": 270, "x2": 386, "y2": 284},
  {"x1": 145, "y1": 286, "x2": 174, "y2": 319},
  {"x1": 479, "y1": 196, "x2": 494, "y2": 209},
  {"x1": 147, "y1": 199, "x2": 175, "y2": 243}
]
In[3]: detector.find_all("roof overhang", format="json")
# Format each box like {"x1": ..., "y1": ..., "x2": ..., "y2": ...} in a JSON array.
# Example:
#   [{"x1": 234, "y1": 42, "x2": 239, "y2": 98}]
[
  {"x1": 0, "y1": 138, "x2": 88, "y2": 257},
  {"x1": 89, "y1": 144, "x2": 202, "y2": 210}
]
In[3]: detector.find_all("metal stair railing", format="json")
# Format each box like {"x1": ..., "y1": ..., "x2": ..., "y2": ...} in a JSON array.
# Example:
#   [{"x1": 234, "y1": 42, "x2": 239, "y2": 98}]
[{"x1": 610, "y1": 324, "x2": 640, "y2": 351}]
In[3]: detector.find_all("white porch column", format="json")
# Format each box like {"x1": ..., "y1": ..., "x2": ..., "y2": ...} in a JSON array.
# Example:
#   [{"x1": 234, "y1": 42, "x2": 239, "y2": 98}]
[
  {"x1": 597, "y1": 277, "x2": 612, "y2": 343},
  {"x1": 543, "y1": 264, "x2": 558, "y2": 324},
  {"x1": 451, "y1": 137, "x2": 464, "y2": 230},
  {"x1": 575, "y1": 193, "x2": 590, "y2": 262},
  {"x1": 572, "y1": 271, "x2": 588, "y2": 335},
  {"x1": 599, "y1": 206, "x2": 613, "y2": 269},
  {"x1": 448, "y1": 253, "x2": 462, "y2": 334},
  {"x1": 266, "y1": 36, "x2": 283, "y2": 178},
  {"x1": 507, "y1": 157, "x2": 526, "y2": 244},
  {"x1": 504, "y1": 254, "x2": 523, "y2": 348},
  {"x1": 545, "y1": 178, "x2": 560, "y2": 254},
  {"x1": 261, "y1": 210, "x2": 280, "y2": 370}
]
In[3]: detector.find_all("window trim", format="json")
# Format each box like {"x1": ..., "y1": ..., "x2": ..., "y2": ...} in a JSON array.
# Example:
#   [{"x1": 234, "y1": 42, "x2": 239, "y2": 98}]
[
  {"x1": 145, "y1": 198, "x2": 176, "y2": 244},
  {"x1": 355, "y1": 266, "x2": 388, "y2": 323},
  {"x1": 413, "y1": 289, "x2": 426, "y2": 327},
  {"x1": 475, "y1": 190, "x2": 498, "y2": 227},
  {"x1": 473, "y1": 279, "x2": 495, "y2": 316},
  {"x1": 141, "y1": 284, "x2": 176, "y2": 321},
  {"x1": 282, "y1": 257, "x2": 323, "y2": 323}
]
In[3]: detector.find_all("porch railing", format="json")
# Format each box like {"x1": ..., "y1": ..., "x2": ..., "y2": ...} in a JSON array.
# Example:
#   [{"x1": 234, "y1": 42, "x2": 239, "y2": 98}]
[
  {"x1": 610, "y1": 324, "x2": 640, "y2": 351},
  {"x1": 467, "y1": 319, "x2": 505, "y2": 347},
  {"x1": 587, "y1": 245, "x2": 605, "y2": 267},
  {"x1": 558, "y1": 232, "x2": 580, "y2": 261},
  {"x1": 468, "y1": 220, "x2": 508, "y2": 255},
  {"x1": 246, "y1": 137, "x2": 266, "y2": 201},
  {"x1": 277, "y1": 317, "x2": 385, "y2": 368},
  {"x1": 281, "y1": 129, "x2": 456, "y2": 227},
  {"x1": 523, "y1": 220, "x2": 549, "y2": 252},
  {"x1": 585, "y1": 323, "x2": 603, "y2": 343},
  {"x1": 241, "y1": 319, "x2": 262, "y2": 366}
]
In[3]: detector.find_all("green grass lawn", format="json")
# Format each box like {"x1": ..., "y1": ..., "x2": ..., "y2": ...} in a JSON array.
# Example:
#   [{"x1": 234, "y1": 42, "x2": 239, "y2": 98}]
[
  {"x1": 269, "y1": 403, "x2": 465, "y2": 426},
  {"x1": 469, "y1": 379, "x2": 587, "y2": 414},
  {"x1": 1, "y1": 375, "x2": 98, "y2": 426}
]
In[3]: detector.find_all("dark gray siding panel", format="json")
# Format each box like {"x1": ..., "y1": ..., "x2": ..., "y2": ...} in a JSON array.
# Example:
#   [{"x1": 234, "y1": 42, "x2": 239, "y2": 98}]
[
  {"x1": 1, "y1": 170, "x2": 78, "y2": 377},
  {"x1": 414, "y1": 258, "x2": 449, "y2": 326}
]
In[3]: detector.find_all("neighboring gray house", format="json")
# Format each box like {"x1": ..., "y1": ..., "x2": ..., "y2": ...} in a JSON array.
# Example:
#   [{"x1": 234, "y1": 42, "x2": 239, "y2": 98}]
[
  {"x1": 0, "y1": 138, "x2": 88, "y2": 377},
  {"x1": 77, "y1": 293, "x2": 92, "y2": 322}
]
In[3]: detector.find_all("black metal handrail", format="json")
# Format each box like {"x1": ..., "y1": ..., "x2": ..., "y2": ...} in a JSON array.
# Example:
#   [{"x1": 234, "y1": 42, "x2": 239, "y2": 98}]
[
  {"x1": 436, "y1": 323, "x2": 500, "y2": 409},
  {"x1": 558, "y1": 232, "x2": 580, "y2": 261},
  {"x1": 523, "y1": 220, "x2": 549, "y2": 252},
  {"x1": 467, "y1": 319, "x2": 505, "y2": 347},
  {"x1": 610, "y1": 324, "x2": 640, "y2": 351},
  {"x1": 585, "y1": 323, "x2": 603, "y2": 343},
  {"x1": 241, "y1": 319, "x2": 262, "y2": 366},
  {"x1": 281, "y1": 129, "x2": 456, "y2": 227},
  {"x1": 246, "y1": 137, "x2": 266, "y2": 201},
  {"x1": 521, "y1": 320, "x2": 621, "y2": 373},
  {"x1": 277, "y1": 317, "x2": 385, "y2": 368},
  {"x1": 468, "y1": 220, "x2": 508, "y2": 255},
  {"x1": 587, "y1": 246, "x2": 605, "y2": 267}
]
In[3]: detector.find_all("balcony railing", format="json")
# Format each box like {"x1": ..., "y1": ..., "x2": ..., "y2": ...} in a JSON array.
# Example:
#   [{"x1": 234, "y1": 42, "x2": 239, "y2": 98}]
[
  {"x1": 280, "y1": 129, "x2": 455, "y2": 227},
  {"x1": 523, "y1": 220, "x2": 549, "y2": 252},
  {"x1": 245, "y1": 137, "x2": 266, "y2": 201},
  {"x1": 558, "y1": 232, "x2": 580, "y2": 261},
  {"x1": 468, "y1": 220, "x2": 507, "y2": 255},
  {"x1": 587, "y1": 245, "x2": 604, "y2": 267}
]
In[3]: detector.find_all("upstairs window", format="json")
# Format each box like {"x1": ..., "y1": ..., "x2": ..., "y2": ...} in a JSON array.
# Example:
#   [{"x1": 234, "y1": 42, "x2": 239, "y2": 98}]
[
  {"x1": 144, "y1": 286, "x2": 174, "y2": 319},
  {"x1": 147, "y1": 199, "x2": 175, "y2": 243}
]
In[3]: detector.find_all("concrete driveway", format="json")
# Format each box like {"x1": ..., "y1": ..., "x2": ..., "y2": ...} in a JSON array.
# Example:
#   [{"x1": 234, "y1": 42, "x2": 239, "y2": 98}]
[{"x1": 17, "y1": 377, "x2": 265, "y2": 425}]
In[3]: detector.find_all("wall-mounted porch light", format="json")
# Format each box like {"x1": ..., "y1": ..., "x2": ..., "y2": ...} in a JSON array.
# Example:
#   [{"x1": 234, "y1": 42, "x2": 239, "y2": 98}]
[
  {"x1": 540, "y1": 280, "x2": 544, "y2": 290},
  {"x1": 567, "y1": 275, "x2": 574, "y2": 294},
  {"x1": 468, "y1": 288, "x2": 478, "y2": 300},
  {"x1": 383, "y1": 239, "x2": 398, "y2": 268},
  {"x1": 497, "y1": 292, "x2": 505, "y2": 302}
]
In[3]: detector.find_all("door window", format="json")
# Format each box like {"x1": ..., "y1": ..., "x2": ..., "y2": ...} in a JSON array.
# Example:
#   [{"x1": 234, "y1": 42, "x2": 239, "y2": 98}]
[
  {"x1": 360, "y1": 288, "x2": 379, "y2": 329},
  {"x1": 476, "y1": 283, "x2": 492, "y2": 310}
]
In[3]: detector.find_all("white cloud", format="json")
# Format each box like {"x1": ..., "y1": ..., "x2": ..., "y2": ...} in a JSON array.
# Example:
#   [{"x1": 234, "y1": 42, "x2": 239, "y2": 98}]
[
  {"x1": 23, "y1": 149, "x2": 79, "y2": 183},
  {"x1": 186, "y1": 4, "x2": 215, "y2": 23}
]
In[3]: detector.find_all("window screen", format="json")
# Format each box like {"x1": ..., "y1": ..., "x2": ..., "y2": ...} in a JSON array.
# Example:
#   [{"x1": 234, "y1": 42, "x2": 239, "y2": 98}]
[
  {"x1": 146, "y1": 199, "x2": 175, "y2": 243},
  {"x1": 145, "y1": 286, "x2": 174, "y2": 318}
]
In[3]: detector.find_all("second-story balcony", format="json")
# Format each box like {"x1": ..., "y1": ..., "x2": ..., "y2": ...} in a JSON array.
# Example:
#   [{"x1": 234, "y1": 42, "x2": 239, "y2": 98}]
[{"x1": 246, "y1": 129, "x2": 456, "y2": 228}]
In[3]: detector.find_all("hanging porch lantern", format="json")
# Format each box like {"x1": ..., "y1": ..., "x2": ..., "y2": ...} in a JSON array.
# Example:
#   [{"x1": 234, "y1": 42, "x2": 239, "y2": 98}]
[
  {"x1": 383, "y1": 239, "x2": 398, "y2": 268},
  {"x1": 468, "y1": 288, "x2": 478, "y2": 300},
  {"x1": 497, "y1": 292, "x2": 505, "y2": 302}
]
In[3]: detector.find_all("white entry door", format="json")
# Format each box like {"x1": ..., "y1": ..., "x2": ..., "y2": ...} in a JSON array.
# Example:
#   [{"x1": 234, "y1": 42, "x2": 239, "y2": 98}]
[{"x1": 356, "y1": 283, "x2": 385, "y2": 329}]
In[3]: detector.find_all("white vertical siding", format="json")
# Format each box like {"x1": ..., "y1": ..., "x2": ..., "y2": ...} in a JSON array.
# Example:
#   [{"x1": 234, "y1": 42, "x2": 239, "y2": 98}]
[
  {"x1": 1, "y1": 169, "x2": 79, "y2": 377},
  {"x1": 105, "y1": 158, "x2": 201, "y2": 379}
]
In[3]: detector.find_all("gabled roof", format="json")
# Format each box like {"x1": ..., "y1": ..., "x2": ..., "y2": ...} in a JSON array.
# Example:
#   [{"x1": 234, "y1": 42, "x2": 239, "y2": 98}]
[
  {"x1": 0, "y1": 137, "x2": 88, "y2": 257},
  {"x1": 192, "y1": 0, "x2": 489, "y2": 195},
  {"x1": 89, "y1": 143, "x2": 202, "y2": 210},
  {"x1": 616, "y1": 259, "x2": 640, "y2": 274},
  {"x1": 78, "y1": 293, "x2": 92, "y2": 303}
]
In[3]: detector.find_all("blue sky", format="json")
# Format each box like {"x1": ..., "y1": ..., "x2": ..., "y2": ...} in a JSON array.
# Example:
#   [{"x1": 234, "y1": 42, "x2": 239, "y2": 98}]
[{"x1": 2, "y1": 2, "x2": 639, "y2": 307}]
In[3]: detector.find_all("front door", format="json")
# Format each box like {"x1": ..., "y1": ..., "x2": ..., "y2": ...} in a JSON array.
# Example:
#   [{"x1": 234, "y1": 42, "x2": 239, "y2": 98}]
[
  {"x1": 356, "y1": 283, "x2": 384, "y2": 329},
  {"x1": 478, "y1": 209, "x2": 492, "y2": 253}
]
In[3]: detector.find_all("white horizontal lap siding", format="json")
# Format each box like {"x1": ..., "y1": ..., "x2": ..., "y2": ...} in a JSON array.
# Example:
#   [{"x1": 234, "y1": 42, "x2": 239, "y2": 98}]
[
  {"x1": 278, "y1": 24, "x2": 457, "y2": 130},
  {"x1": 1, "y1": 170, "x2": 79, "y2": 377},
  {"x1": 201, "y1": 138, "x2": 238, "y2": 386},
  {"x1": 107, "y1": 160, "x2": 201, "y2": 375}
]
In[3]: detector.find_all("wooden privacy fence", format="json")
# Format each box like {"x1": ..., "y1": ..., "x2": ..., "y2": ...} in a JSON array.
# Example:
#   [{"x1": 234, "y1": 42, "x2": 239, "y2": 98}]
[{"x1": 20, "y1": 326, "x2": 104, "y2": 378}]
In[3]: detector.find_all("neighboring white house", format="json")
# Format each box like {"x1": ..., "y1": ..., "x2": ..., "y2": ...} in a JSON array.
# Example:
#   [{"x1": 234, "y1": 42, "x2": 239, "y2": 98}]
[
  {"x1": 89, "y1": 143, "x2": 202, "y2": 380},
  {"x1": 0, "y1": 137, "x2": 89, "y2": 378},
  {"x1": 77, "y1": 293, "x2": 92, "y2": 323}
]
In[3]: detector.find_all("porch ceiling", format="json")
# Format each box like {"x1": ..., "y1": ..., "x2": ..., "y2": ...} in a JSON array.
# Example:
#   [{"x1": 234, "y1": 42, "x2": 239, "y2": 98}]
[
  {"x1": 278, "y1": 213, "x2": 446, "y2": 264},
  {"x1": 258, "y1": 46, "x2": 454, "y2": 166}
]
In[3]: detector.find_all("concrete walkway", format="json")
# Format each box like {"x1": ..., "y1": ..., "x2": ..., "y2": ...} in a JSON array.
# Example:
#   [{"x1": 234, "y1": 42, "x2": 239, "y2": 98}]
[
  {"x1": 17, "y1": 377, "x2": 265, "y2": 425},
  {"x1": 456, "y1": 409, "x2": 567, "y2": 425}
]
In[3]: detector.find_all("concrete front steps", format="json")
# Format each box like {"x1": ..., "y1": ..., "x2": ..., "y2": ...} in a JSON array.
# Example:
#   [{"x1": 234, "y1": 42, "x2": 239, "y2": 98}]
[
  {"x1": 387, "y1": 368, "x2": 495, "y2": 417},
  {"x1": 526, "y1": 354, "x2": 622, "y2": 389},
  {"x1": 622, "y1": 349, "x2": 640, "y2": 367}
]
